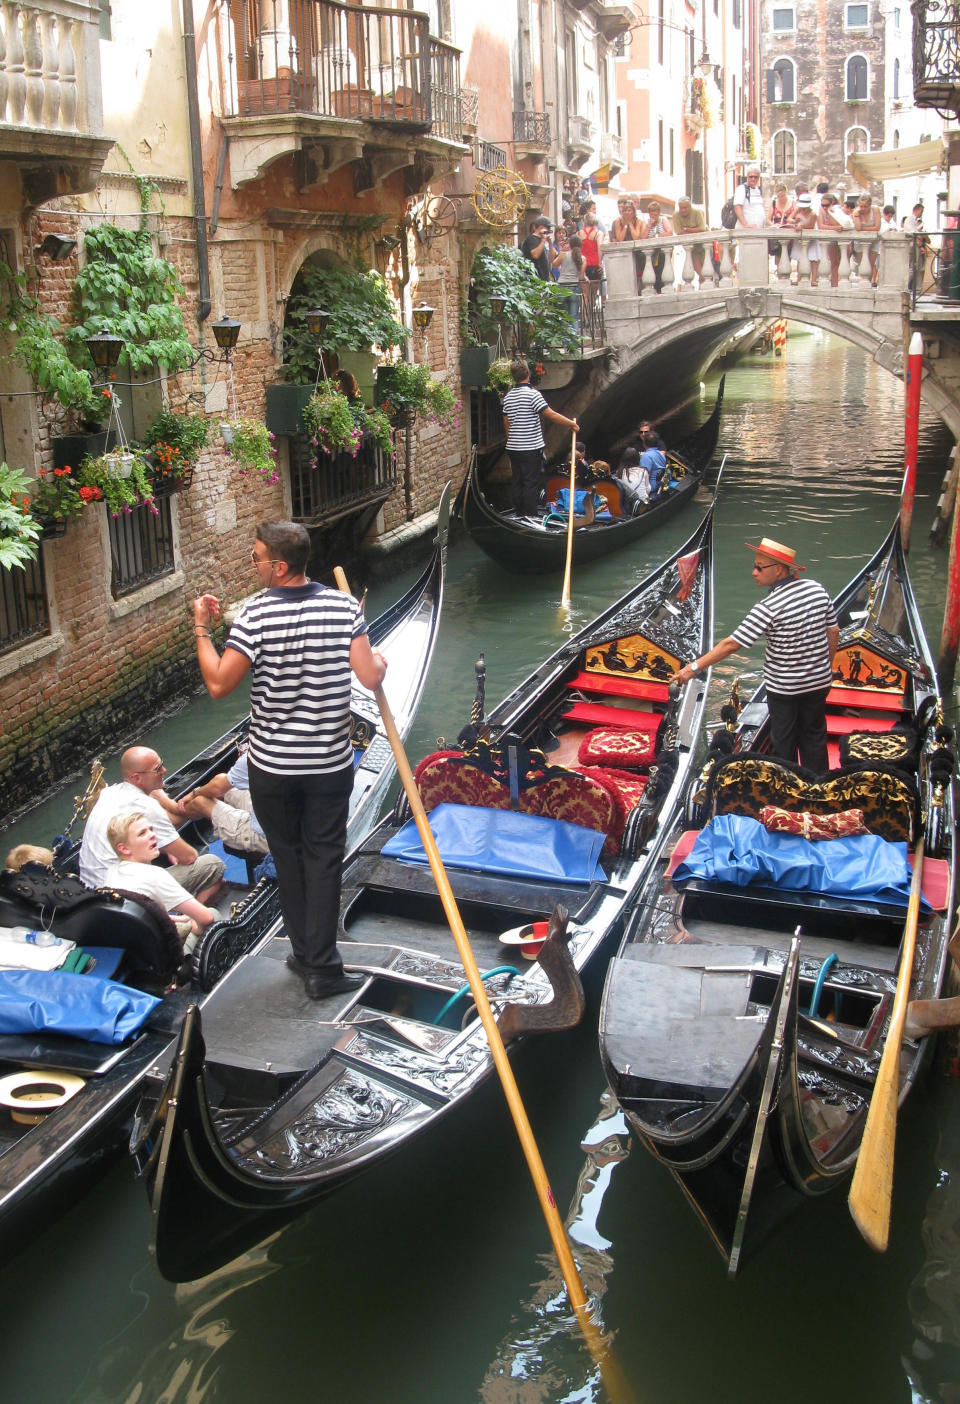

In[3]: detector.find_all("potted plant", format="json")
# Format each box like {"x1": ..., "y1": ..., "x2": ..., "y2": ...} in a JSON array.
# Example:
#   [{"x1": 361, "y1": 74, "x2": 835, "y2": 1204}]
[
  {"x1": 467, "y1": 245, "x2": 579, "y2": 359},
  {"x1": 486, "y1": 357, "x2": 515, "y2": 395},
  {"x1": 220, "y1": 417, "x2": 278, "y2": 483},
  {"x1": 144, "y1": 406, "x2": 209, "y2": 493},
  {"x1": 281, "y1": 263, "x2": 408, "y2": 387},
  {"x1": 0, "y1": 461, "x2": 41, "y2": 569},
  {"x1": 77, "y1": 449, "x2": 156, "y2": 517},
  {"x1": 29, "y1": 465, "x2": 88, "y2": 536},
  {"x1": 375, "y1": 361, "x2": 459, "y2": 428},
  {"x1": 301, "y1": 381, "x2": 362, "y2": 455}
]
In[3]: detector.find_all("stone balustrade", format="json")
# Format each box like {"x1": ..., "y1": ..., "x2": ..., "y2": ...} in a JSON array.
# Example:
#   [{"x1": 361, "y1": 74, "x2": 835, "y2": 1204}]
[{"x1": 0, "y1": 1, "x2": 103, "y2": 135}]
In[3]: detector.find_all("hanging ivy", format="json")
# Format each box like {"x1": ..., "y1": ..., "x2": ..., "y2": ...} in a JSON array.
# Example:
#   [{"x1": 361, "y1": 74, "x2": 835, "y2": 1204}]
[
  {"x1": 282, "y1": 262, "x2": 408, "y2": 384},
  {"x1": 65, "y1": 223, "x2": 193, "y2": 375},
  {"x1": 468, "y1": 245, "x2": 578, "y2": 359}
]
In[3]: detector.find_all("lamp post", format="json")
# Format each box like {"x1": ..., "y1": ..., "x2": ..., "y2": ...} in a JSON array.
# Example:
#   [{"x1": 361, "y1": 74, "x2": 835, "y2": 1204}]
[{"x1": 305, "y1": 307, "x2": 332, "y2": 385}]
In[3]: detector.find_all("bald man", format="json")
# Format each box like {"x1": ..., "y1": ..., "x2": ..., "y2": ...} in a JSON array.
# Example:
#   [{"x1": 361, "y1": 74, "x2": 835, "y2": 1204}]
[{"x1": 78, "y1": 744, "x2": 224, "y2": 896}]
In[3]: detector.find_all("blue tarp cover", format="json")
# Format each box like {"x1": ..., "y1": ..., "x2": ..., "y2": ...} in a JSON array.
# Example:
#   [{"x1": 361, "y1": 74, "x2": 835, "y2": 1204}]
[
  {"x1": 382, "y1": 803, "x2": 607, "y2": 885},
  {"x1": 673, "y1": 814, "x2": 930, "y2": 913},
  {"x1": 0, "y1": 970, "x2": 161, "y2": 1044},
  {"x1": 553, "y1": 488, "x2": 612, "y2": 520}
]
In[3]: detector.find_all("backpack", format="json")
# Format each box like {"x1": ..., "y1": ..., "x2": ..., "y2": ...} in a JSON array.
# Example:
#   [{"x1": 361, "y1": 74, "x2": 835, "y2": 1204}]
[{"x1": 720, "y1": 198, "x2": 737, "y2": 230}]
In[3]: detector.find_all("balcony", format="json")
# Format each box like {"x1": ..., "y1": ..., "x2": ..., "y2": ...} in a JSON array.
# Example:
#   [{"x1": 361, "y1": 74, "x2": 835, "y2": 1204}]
[
  {"x1": 289, "y1": 432, "x2": 397, "y2": 527},
  {"x1": 216, "y1": 0, "x2": 465, "y2": 188},
  {"x1": 566, "y1": 114, "x2": 595, "y2": 168},
  {"x1": 912, "y1": 0, "x2": 960, "y2": 115},
  {"x1": 599, "y1": 131, "x2": 625, "y2": 173},
  {"x1": 595, "y1": 2, "x2": 634, "y2": 41},
  {"x1": 513, "y1": 109, "x2": 550, "y2": 157},
  {"x1": 0, "y1": 2, "x2": 113, "y2": 204}
]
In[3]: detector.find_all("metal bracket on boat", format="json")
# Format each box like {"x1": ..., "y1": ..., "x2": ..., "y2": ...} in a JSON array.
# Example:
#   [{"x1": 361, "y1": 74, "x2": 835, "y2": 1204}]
[{"x1": 497, "y1": 906, "x2": 585, "y2": 1041}]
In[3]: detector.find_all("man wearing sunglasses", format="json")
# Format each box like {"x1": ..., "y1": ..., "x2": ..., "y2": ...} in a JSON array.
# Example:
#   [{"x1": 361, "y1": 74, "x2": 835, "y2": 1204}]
[
  {"x1": 674, "y1": 536, "x2": 838, "y2": 773},
  {"x1": 79, "y1": 745, "x2": 225, "y2": 897}
]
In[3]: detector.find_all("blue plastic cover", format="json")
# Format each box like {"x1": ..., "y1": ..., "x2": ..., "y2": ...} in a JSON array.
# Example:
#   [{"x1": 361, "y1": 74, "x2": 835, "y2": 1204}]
[
  {"x1": 0, "y1": 970, "x2": 161, "y2": 1044},
  {"x1": 674, "y1": 814, "x2": 930, "y2": 913},
  {"x1": 382, "y1": 803, "x2": 607, "y2": 884},
  {"x1": 553, "y1": 488, "x2": 612, "y2": 520}
]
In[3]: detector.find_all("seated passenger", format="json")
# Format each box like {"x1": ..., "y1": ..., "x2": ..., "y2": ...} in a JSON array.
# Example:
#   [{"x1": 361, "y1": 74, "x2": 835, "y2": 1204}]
[
  {"x1": 4, "y1": 843, "x2": 55, "y2": 871},
  {"x1": 178, "y1": 751, "x2": 269, "y2": 858},
  {"x1": 640, "y1": 432, "x2": 668, "y2": 497},
  {"x1": 79, "y1": 744, "x2": 225, "y2": 899},
  {"x1": 615, "y1": 445, "x2": 650, "y2": 510},
  {"x1": 105, "y1": 810, "x2": 220, "y2": 941}
]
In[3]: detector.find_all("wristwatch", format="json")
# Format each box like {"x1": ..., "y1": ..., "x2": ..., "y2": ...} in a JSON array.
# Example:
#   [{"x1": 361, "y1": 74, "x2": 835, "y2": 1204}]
[{"x1": 688, "y1": 661, "x2": 702, "y2": 676}]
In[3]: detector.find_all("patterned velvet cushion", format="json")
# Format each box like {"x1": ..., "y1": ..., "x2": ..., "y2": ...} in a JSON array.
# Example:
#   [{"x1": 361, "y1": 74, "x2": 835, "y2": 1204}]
[
  {"x1": 413, "y1": 749, "x2": 620, "y2": 852},
  {"x1": 759, "y1": 805, "x2": 869, "y2": 840},
  {"x1": 579, "y1": 766, "x2": 648, "y2": 838},
  {"x1": 837, "y1": 727, "x2": 919, "y2": 772},
  {"x1": 705, "y1": 753, "x2": 918, "y2": 843},
  {"x1": 577, "y1": 726, "x2": 658, "y2": 770}
]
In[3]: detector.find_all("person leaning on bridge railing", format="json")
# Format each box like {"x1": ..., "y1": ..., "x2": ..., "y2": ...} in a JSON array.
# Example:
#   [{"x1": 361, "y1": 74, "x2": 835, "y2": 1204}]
[
  {"x1": 673, "y1": 197, "x2": 707, "y2": 280},
  {"x1": 733, "y1": 166, "x2": 766, "y2": 231},
  {"x1": 853, "y1": 193, "x2": 882, "y2": 287}
]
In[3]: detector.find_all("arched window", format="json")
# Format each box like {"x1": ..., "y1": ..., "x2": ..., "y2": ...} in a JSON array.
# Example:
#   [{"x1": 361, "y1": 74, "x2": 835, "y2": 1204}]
[
  {"x1": 772, "y1": 129, "x2": 796, "y2": 175},
  {"x1": 893, "y1": 128, "x2": 900, "y2": 149},
  {"x1": 845, "y1": 127, "x2": 869, "y2": 158},
  {"x1": 893, "y1": 57, "x2": 900, "y2": 100},
  {"x1": 846, "y1": 55, "x2": 868, "y2": 101},
  {"x1": 768, "y1": 56, "x2": 795, "y2": 103}
]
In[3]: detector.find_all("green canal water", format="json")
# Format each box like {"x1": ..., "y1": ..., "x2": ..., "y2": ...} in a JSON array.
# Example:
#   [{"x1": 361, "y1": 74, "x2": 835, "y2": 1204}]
[{"x1": 1, "y1": 329, "x2": 958, "y2": 1403}]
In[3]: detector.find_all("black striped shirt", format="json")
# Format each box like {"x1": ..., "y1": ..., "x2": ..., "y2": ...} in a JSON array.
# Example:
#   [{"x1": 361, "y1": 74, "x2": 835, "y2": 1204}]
[
  {"x1": 731, "y1": 576, "x2": 837, "y2": 695},
  {"x1": 502, "y1": 383, "x2": 548, "y2": 450},
  {"x1": 226, "y1": 583, "x2": 366, "y2": 774}
]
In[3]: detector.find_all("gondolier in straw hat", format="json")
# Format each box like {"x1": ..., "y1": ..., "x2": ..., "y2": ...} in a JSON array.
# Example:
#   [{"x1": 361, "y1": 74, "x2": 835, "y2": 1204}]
[{"x1": 674, "y1": 535, "x2": 839, "y2": 773}]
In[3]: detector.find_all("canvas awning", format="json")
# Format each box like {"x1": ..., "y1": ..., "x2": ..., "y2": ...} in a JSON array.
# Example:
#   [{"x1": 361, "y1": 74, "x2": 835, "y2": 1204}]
[{"x1": 845, "y1": 136, "x2": 947, "y2": 188}]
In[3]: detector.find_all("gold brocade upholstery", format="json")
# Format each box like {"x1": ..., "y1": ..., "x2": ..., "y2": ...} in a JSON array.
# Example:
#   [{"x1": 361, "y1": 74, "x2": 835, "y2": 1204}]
[{"x1": 705, "y1": 754, "x2": 918, "y2": 843}]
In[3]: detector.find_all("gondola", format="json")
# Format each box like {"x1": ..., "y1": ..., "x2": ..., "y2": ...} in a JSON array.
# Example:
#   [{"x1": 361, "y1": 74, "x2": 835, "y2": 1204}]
[
  {"x1": 132, "y1": 507, "x2": 717, "y2": 1282},
  {"x1": 0, "y1": 491, "x2": 449, "y2": 1262},
  {"x1": 599, "y1": 521, "x2": 956, "y2": 1274},
  {"x1": 461, "y1": 378, "x2": 724, "y2": 573}
]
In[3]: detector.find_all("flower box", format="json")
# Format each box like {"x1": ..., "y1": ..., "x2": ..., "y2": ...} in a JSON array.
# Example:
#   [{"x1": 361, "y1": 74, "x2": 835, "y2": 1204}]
[
  {"x1": 265, "y1": 384, "x2": 316, "y2": 437},
  {"x1": 52, "y1": 429, "x2": 117, "y2": 472}
]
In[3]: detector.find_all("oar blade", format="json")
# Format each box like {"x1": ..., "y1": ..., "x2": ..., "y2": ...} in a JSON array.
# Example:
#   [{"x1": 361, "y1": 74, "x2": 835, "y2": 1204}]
[{"x1": 848, "y1": 1081, "x2": 897, "y2": 1252}]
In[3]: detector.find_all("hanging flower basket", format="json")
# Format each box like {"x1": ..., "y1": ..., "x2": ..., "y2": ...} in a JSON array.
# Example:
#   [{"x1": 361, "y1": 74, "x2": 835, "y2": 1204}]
[
  {"x1": 102, "y1": 450, "x2": 135, "y2": 479},
  {"x1": 151, "y1": 464, "x2": 194, "y2": 497},
  {"x1": 220, "y1": 423, "x2": 236, "y2": 447}
]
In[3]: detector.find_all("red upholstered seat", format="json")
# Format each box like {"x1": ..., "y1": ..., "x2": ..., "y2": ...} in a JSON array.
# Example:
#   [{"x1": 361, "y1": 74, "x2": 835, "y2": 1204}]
[
  {"x1": 825, "y1": 713, "x2": 897, "y2": 735},
  {"x1": 826, "y1": 685, "x2": 905, "y2": 712},
  {"x1": 561, "y1": 700, "x2": 660, "y2": 730},
  {"x1": 578, "y1": 766, "x2": 648, "y2": 836},
  {"x1": 565, "y1": 670, "x2": 671, "y2": 703}
]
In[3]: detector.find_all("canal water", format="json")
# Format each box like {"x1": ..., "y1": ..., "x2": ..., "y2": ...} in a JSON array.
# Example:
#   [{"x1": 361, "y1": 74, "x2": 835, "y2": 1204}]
[{"x1": 1, "y1": 329, "x2": 958, "y2": 1403}]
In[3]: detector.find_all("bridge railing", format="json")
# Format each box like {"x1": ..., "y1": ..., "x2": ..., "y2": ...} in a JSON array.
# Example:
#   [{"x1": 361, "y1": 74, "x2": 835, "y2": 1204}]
[{"x1": 599, "y1": 230, "x2": 914, "y2": 301}]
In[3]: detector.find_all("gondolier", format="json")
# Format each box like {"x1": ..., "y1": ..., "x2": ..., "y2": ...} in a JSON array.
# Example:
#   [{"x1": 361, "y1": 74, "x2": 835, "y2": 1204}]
[
  {"x1": 502, "y1": 357, "x2": 579, "y2": 516},
  {"x1": 192, "y1": 521, "x2": 388, "y2": 1000},
  {"x1": 675, "y1": 535, "x2": 838, "y2": 772}
]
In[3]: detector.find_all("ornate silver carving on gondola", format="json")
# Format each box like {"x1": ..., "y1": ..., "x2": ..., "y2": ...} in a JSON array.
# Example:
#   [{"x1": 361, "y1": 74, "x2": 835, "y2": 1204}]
[
  {"x1": 234, "y1": 1069, "x2": 412, "y2": 1174},
  {"x1": 388, "y1": 951, "x2": 467, "y2": 988},
  {"x1": 347, "y1": 1029, "x2": 488, "y2": 1092},
  {"x1": 796, "y1": 1067, "x2": 864, "y2": 1114},
  {"x1": 573, "y1": 573, "x2": 705, "y2": 663}
]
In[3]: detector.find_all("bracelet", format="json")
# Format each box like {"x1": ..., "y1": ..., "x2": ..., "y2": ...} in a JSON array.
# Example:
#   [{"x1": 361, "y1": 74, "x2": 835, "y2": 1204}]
[{"x1": 194, "y1": 627, "x2": 211, "y2": 636}]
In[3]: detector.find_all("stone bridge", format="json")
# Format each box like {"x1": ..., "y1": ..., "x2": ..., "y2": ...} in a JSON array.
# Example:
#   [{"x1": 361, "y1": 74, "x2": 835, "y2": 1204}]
[{"x1": 563, "y1": 230, "x2": 960, "y2": 447}]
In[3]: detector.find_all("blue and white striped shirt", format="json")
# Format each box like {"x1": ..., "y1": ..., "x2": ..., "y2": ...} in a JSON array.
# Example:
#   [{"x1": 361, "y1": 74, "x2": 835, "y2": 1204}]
[
  {"x1": 502, "y1": 383, "x2": 548, "y2": 451},
  {"x1": 731, "y1": 576, "x2": 837, "y2": 696},
  {"x1": 226, "y1": 583, "x2": 366, "y2": 775}
]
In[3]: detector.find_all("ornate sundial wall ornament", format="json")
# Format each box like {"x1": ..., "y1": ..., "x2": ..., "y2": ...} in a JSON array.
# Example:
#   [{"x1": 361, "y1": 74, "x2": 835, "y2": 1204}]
[{"x1": 471, "y1": 169, "x2": 529, "y2": 228}]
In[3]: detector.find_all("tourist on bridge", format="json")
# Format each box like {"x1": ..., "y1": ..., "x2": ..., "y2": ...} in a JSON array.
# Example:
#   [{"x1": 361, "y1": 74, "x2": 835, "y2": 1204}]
[
  {"x1": 733, "y1": 166, "x2": 766, "y2": 231},
  {"x1": 609, "y1": 195, "x2": 647, "y2": 291},
  {"x1": 501, "y1": 357, "x2": 579, "y2": 516},
  {"x1": 853, "y1": 192, "x2": 881, "y2": 285},
  {"x1": 769, "y1": 183, "x2": 795, "y2": 263},
  {"x1": 818, "y1": 193, "x2": 854, "y2": 287},
  {"x1": 790, "y1": 193, "x2": 820, "y2": 285},
  {"x1": 674, "y1": 536, "x2": 839, "y2": 774},
  {"x1": 673, "y1": 197, "x2": 708, "y2": 280},
  {"x1": 552, "y1": 231, "x2": 585, "y2": 331},
  {"x1": 521, "y1": 216, "x2": 554, "y2": 281},
  {"x1": 645, "y1": 200, "x2": 673, "y2": 293}
]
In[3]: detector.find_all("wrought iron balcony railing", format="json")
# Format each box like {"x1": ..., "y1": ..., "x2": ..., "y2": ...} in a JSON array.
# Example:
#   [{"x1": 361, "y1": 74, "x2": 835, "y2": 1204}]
[
  {"x1": 912, "y1": 0, "x2": 960, "y2": 113},
  {"x1": 513, "y1": 110, "x2": 551, "y2": 146},
  {"x1": 218, "y1": 0, "x2": 462, "y2": 141},
  {"x1": 289, "y1": 433, "x2": 398, "y2": 527}
]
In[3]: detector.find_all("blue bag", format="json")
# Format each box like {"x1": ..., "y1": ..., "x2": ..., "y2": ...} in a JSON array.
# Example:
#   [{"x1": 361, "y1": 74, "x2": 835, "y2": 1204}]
[{"x1": 0, "y1": 969, "x2": 161, "y2": 1044}]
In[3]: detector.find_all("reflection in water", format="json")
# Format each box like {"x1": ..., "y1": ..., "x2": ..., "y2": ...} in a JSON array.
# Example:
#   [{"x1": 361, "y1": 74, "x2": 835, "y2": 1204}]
[{"x1": 478, "y1": 1091, "x2": 633, "y2": 1403}]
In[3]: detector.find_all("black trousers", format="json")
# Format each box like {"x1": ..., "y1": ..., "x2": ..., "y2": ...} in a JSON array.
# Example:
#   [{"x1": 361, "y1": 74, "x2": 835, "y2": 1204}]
[
  {"x1": 766, "y1": 686, "x2": 831, "y2": 774},
  {"x1": 248, "y1": 760, "x2": 354, "y2": 974},
  {"x1": 508, "y1": 447, "x2": 545, "y2": 515}
]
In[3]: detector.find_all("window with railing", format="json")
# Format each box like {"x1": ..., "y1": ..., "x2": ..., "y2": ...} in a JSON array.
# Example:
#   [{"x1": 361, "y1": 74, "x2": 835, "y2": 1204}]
[
  {"x1": 0, "y1": 556, "x2": 49, "y2": 656},
  {"x1": 289, "y1": 435, "x2": 397, "y2": 525},
  {"x1": 110, "y1": 498, "x2": 175, "y2": 599}
]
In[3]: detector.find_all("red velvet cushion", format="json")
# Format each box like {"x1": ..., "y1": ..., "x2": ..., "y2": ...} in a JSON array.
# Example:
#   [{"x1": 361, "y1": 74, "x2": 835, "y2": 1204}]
[
  {"x1": 577, "y1": 727, "x2": 658, "y2": 770},
  {"x1": 759, "y1": 805, "x2": 869, "y2": 840}
]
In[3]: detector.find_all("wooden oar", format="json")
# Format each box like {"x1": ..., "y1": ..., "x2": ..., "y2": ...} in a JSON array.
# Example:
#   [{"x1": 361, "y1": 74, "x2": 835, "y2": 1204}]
[
  {"x1": 334, "y1": 566, "x2": 630, "y2": 1400},
  {"x1": 560, "y1": 427, "x2": 577, "y2": 609},
  {"x1": 848, "y1": 835, "x2": 925, "y2": 1251}
]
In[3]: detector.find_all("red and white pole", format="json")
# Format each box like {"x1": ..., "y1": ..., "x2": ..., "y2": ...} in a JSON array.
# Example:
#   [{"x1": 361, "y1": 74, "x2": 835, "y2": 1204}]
[{"x1": 901, "y1": 331, "x2": 924, "y2": 552}]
